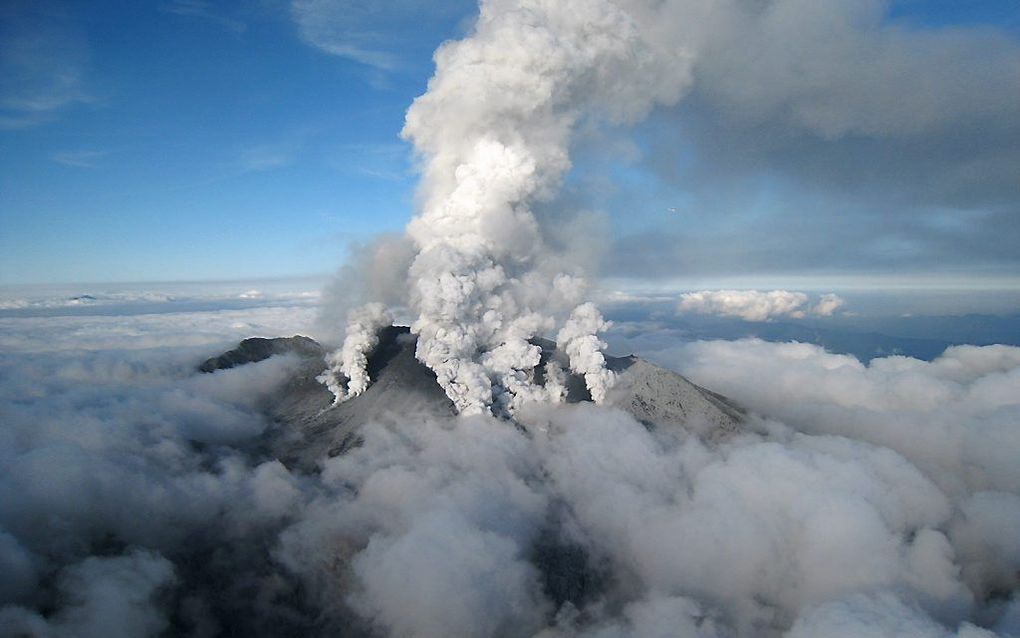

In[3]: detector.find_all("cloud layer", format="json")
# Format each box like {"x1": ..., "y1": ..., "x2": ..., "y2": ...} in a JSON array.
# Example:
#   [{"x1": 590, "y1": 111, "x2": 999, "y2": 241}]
[
  {"x1": 589, "y1": 0, "x2": 1020, "y2": 282},
  {"x1": 678, "y1": 290, "x2": 846, "y2": 321},
  {"x1": 1, "y1": 295, "x2": 1018, "y2": 636}
]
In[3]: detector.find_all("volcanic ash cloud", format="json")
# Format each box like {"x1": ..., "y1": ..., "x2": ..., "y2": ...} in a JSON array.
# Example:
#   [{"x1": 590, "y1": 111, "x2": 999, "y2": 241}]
[
  {"x1": 319, "y1": 303, "x2": 393, "y2": 404},
  {"x1": 325, "y1": 0, "x2": 694, "y2": 415}
]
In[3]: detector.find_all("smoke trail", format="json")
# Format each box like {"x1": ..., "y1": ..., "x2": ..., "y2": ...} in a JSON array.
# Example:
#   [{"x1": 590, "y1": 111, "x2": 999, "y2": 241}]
[
  {"x1": 329, "y1": 0, "x2": 694, "y2": 414},
  {"x1": 320, "y1": 303, "x2": 392, "y2": 404},
  {"x1": 557, "y1": 302, "x2": 615, "y2": 404}
]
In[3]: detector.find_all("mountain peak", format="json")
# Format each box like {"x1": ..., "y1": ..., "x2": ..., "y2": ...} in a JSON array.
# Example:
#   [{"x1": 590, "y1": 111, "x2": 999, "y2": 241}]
[{"x1": 204, "y1": 327, "x2": 745, "y2": 471}]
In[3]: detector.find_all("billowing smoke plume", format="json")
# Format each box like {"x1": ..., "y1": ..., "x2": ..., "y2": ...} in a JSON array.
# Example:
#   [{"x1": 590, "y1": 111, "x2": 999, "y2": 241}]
[
  {"x1": 557, "y1": 302, "x2": 615, "y2": 404},
  {"x1": 319, "y1": 303, "x2": 392, "y2": 404},
  {"x1": 326, "y1": 0, "x2": 695, "y2": 415}
]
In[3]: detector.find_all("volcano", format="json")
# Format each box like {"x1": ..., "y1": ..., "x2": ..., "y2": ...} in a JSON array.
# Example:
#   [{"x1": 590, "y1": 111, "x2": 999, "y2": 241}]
[{"x1": 201, "y1": 326, "x2": 746, "y2": 472}]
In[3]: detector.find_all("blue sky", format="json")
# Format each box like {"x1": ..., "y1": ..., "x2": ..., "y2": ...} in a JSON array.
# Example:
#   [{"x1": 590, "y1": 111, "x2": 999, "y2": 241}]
[
  {"x1": 0, "y1": 0, "x2": 473, "y2": 284},
  {"x1": 1, "y1": 0, "x2": 1019, "y2": 288}
]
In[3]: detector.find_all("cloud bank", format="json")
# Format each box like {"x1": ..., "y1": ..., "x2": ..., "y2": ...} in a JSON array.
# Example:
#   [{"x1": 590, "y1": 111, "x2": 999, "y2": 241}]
[
  {"x1": 678, "y1": 290, "x2": 846, "y2": 321},
  {"x1": 1, "y1": 293, "x2": 1018, "y2": 636},
  {"x1": 593, "y1": 0, "x2": 1020, "y2": 282}
]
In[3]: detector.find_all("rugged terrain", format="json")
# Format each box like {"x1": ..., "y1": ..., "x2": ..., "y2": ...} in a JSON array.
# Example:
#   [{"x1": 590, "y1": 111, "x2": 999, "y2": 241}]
[{"x1": 201, "y1": 326, "x2": 745, "y2": 472}]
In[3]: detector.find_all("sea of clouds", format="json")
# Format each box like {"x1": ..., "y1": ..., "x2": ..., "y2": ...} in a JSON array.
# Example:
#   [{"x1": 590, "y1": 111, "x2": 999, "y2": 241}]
[{"x1": 0, "y1": 287, "x2": 1017, "y2": 637}]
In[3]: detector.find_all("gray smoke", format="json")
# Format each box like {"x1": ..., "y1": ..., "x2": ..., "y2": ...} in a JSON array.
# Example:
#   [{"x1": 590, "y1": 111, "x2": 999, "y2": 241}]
[
  {"x1": 326, "y1": 0, "x2": 698, "y2": 415},
  {"x1": 320, "y1": 303, "x2": 393, "y2": 404}
]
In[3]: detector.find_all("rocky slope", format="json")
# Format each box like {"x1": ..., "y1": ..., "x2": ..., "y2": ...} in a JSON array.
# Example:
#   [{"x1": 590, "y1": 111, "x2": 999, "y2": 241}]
[{"x1": 202, "y1": 326, "x2": 745, "y2": 472}]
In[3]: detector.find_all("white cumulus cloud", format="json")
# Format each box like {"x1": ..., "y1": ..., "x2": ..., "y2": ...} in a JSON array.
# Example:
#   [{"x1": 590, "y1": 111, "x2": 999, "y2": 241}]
[{"x1": 677, "y1": 289, "x2": 846, "y2": 321}]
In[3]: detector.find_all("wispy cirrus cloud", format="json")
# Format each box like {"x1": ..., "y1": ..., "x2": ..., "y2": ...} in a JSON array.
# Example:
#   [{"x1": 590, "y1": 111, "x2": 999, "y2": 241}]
[
  {"x1": 289, "y1": 0, "x2": 402, "y2": 70},
  {"x1": 289, "y1": 0, "x2": 474, "y2": 72},
  {"x1": 0, "y1": 2, "x2": 92, "y2": 129},
  {"x1": 51, "y1": 149, "x2": 107, "y2": 168},
  {"x1": 159, "y1": 0, "x2": 246, "y2": 35}
]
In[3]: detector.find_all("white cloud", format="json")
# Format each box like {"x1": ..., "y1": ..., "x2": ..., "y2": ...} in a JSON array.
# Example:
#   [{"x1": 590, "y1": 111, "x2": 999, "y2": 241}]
[
  {"x1": 0, "y1": 282, "x2": 323, "y2": 352},
  {"x1": 0, "y1": 342, "x2": 310, "y2": 630},
  {"x1": 0, "y1": 297, "x2": 1016, "y2": 634},
  {"x1": 679, "y1": 289, "x2": 808, "y2": 321},
  {"x1": 812, "y1": 292, "x2": 846, "y2": 317},
  {"x1": 676, "y1": 0, "x2": 1020, "y2": 140},
  {"x1": 661, "y1": 339, "x2": 1020, "y2": 496},
  {"x1": 0, "y1": 305, "x2": 318, "y2": 353},
  {"x1": 290, "y1": 0, "x2": 406, "y2": 70},
  {"x1": 1, "y1": 326, "x2": 1018, "y2": 634},
  {"x1": 677, "y1": 289, "x2": 846, "y2": 321},
  {"x1": 787, "y1": 592, "x2": 995, "y2": 638}
]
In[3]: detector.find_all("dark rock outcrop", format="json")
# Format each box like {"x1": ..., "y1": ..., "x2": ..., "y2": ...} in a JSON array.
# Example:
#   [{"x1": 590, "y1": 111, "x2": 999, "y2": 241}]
[
  {"x1": 264, "y1": 326, "x2": 455, "y2": 470},
  {"x1": 199, "y1": 335, "x2": 323, "y2": 373},
  {"x1": 201, "y1": 327, "x2": 745, "y2": 472}
]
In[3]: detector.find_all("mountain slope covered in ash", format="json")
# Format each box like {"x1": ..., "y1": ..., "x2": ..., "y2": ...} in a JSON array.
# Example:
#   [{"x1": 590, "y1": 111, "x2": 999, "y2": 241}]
[{"x1": 201, "y1": 326, "x2": 746, "y2": 472}]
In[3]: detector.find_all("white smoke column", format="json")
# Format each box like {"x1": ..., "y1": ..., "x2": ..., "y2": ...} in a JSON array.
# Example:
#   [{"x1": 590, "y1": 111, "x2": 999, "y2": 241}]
[
  {"x1": 557, "y1": 302, "x2": 615, "y2": 404},
  {"x1": 543, "y1": 359, "x2": 569, "y2": 404},
  {"x1": 319, "y1": 303, "x2": 392, "y2": 404},
  {"x1": 399, "y1": 0, "x2": 692, "y2": 415}
]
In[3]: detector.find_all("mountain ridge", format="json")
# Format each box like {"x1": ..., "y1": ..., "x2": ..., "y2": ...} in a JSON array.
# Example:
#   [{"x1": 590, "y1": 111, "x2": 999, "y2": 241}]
[{"x1": 201, "y1": 326, "x2": 746, "y2": 472}]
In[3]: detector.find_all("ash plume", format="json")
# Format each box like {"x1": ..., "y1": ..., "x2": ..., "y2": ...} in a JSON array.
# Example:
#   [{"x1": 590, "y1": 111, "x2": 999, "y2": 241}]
[
  {"x1": 320, "y1": 303, "x2": 393, "y2": 404},
  {"x1": 556, "y1": 303, "x2": 615, "y2": 404},
  {"x1": 326, "y1": 0, "x2": 694, "y2": 415}
]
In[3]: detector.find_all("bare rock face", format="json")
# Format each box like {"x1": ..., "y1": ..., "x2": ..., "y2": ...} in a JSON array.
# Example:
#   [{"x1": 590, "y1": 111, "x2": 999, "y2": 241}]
[
  {"x1": 205, "y1": 327, "x2": 745, "y2": 472},
  {"x1": 265, "y1": 327, "x2": 455, "y2": 470},
  {"x1": 198, "y1": 335, "x2": 323, "y2": 373}
]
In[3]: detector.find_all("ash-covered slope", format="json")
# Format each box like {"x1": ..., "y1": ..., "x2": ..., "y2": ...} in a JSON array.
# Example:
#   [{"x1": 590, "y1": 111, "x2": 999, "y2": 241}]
[{"x1": 205, "y1": 327, "x2": 744, "y2": 471}]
